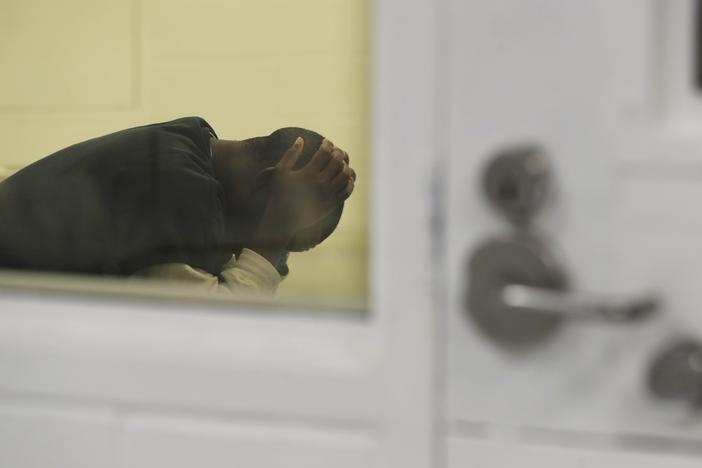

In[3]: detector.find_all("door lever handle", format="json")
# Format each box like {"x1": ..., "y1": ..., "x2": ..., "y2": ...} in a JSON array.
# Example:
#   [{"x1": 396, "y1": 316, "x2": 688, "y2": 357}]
[
  {"x1": 501, "y1": 285, "x2": 659, "y2": 322},
  {"x1": 466, "y1": 234, "x2": 660, "y2": 349}
]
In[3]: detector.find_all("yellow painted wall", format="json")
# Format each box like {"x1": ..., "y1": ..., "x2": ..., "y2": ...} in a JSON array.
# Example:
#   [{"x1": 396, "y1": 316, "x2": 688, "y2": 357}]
[{"x1": 0, "y1": 0, "x2": 369, "y2": 306}]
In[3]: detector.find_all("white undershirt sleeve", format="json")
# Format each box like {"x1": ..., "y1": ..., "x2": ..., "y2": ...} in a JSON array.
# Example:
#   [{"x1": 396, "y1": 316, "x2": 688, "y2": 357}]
[{"x1": 134, "y1": 248, "x2": 283, "y2": 296}]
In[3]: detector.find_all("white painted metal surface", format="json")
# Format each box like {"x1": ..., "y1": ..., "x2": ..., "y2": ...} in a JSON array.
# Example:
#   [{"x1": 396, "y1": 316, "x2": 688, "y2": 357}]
[{"x1": 442, "y1": 0, "x2": 702, "y2": 465}]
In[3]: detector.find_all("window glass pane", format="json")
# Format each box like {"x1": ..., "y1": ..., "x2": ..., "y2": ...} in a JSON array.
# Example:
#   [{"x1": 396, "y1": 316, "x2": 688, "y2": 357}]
[{"x1": 0, "y1": 0, "x2": 369, "y2": 309}]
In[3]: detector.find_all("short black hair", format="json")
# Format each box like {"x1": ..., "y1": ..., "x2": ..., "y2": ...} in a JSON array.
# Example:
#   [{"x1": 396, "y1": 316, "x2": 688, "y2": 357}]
[{"x1": 252, "y1": 127, "x2": 345, "y2": 252}]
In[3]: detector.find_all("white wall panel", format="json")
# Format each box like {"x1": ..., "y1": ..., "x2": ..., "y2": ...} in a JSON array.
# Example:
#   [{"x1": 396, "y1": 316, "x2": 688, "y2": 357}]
[
  {"x1": 447, "y1": 438, "x2": 702, "y2": 468},
  {"x1": 125, "y1": 414, "x2": 376, "y2": 468},
  {"x1": 0, "y1": 402, "x2": 122, "y2": 468}
]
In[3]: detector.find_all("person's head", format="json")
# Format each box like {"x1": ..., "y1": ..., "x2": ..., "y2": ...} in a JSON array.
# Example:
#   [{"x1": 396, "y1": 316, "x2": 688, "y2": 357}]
[{"x1": 212, "y1": 127, "x2": 344, "y2": 251}]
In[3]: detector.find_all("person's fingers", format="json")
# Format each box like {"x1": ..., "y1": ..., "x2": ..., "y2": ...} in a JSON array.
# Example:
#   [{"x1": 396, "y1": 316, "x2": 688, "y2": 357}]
[
  {"x1": 334, "y1": 146, "x2": 349, "y2": 164},
  {"x1": 348, "y1": 166, "x2": 356, "y2": 181},
  {"x1": 332, "y1": 147, "x2": 347, "y2": 166},
  {"x1": 322, "y1": 152, "x2": 345, "y2": 179},
  {"x1": 337, "y1": 177, "x2": 355, "y2": 200},
  {"x1": 306, "y1": 139, "x2": 334, "y2": 171},
  {"x1": 330, "y1": 166, "x2": 350, "y2": 193},
  {"x1": 277, "y1": 137, "x2": 304, "y2": 170}
]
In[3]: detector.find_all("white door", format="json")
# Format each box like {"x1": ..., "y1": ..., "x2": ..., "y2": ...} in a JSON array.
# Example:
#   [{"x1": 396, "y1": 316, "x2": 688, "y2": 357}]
[{"x1": 443, "y1": 0, "x2": 702, "y2": 466}]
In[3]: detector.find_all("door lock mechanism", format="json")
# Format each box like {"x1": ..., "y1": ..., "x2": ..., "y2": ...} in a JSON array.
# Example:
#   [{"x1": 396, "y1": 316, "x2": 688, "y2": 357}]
[
  {"x1": 466, "y1": 146, "x2": 659, "y2": 349},
  {"x1": 482, "y1": 144, "x2": 551, "y2": 225}
]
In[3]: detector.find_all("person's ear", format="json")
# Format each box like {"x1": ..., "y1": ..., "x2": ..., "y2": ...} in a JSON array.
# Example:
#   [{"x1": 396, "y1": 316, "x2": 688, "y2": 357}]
[{"x1": 252, "y1": 166, "x2": 276, "y2": 192}]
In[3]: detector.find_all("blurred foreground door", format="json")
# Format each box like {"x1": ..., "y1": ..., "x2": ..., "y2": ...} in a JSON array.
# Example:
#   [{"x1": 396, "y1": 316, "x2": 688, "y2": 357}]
[{"x1": 444, "y1": 1, "x2": 702, "y2": 466}]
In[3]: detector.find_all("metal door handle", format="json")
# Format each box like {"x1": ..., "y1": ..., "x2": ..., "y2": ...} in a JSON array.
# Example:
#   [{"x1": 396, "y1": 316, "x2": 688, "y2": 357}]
[
  {"x1": 468, "y1": 147, "x2": 661, "y2": 349},
  {"x1": 501, "y1": 284, "x2": 659, "y2": 322},
  {"x1": 466, "y1": 234, "x2": 659, "y2": 349}
]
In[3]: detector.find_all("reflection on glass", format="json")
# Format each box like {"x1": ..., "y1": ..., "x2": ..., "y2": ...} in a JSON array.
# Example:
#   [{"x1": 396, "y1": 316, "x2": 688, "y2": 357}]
[
  {"x1": 0, "y1": 0, "x2": 369, "y2": 307},
  {"x1": 0, "y1": 117, "x2": 356, "y2": 299}
]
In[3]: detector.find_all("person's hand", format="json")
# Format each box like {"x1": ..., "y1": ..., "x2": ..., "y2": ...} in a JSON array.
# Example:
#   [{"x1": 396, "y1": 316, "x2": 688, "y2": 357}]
[
  {"x1": 250, "y1": 137, "x2": 356, "y2": 262},
  {"x1": 267, "y1": 137, "x2": 355, "y2": 234}
]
